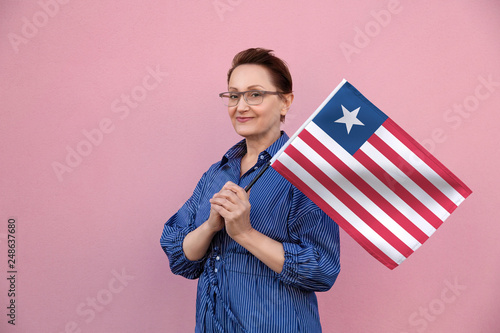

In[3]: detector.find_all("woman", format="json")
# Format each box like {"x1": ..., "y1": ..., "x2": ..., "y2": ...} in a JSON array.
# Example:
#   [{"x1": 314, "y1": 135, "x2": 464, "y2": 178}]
[{"x1": 160, "y1": 48, "x2": 341, "y2": 332}]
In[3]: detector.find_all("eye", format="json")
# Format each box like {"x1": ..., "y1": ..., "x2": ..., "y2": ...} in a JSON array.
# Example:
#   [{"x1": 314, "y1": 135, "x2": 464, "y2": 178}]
[
  {"x1": 249, "y1": 91, "x2": 263, "y2": 98},
  {"x1": 229, "y1": 93, "x2": 240, "y2": 99}
]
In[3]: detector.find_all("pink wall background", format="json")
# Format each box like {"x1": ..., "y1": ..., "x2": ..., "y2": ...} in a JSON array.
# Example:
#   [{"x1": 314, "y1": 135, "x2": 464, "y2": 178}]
[{"x1": 1, "y1": 1, "x2": 499, "y2": 332}]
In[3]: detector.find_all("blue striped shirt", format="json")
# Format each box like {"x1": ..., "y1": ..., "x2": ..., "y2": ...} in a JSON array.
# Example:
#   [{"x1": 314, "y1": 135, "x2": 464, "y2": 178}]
[{"x1": 160, "y1": 132, "x2": 341, "y2": 333}]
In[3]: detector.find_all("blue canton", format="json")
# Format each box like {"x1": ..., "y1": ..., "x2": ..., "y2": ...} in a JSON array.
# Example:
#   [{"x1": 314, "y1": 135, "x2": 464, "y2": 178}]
[{"x1": 314, "y1": 82, "x2": 388, "y2": 155}]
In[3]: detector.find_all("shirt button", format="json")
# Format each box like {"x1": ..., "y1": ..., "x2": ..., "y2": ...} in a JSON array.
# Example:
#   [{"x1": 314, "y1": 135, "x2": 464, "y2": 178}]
[
  {"x1": 216, "y1": 256, "x2": 220, "y2": 261},
  {"x1": 260, "y1": 155, "x2": 265, "y2": 160},
  {"x1": 254, "y1": 166, "x2": 258, "y2": 170},
  {"x1": 214, "y1": 268, "x2": 218, "y2": 273}
]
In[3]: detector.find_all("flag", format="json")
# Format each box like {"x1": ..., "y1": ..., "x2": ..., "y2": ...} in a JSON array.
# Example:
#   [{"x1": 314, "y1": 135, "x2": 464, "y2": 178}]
[{"x1": 270, "y1": 79, "x2": 472, "y2": 269}]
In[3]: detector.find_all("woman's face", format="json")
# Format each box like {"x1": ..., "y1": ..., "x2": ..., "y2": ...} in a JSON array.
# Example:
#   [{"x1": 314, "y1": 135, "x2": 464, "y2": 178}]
[{"x1": 227, "y1": 64, "x2": 292, "y2": 143}]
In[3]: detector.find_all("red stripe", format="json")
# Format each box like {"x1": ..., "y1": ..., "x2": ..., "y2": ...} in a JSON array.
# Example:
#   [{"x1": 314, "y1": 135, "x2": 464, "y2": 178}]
[
  {"x1": 354, "y1": 148, "x2": 444, "y2": 229},
  {"x1": 286, "y1": 142, "x2": 415, "y2": 259},
  {"x1": 383, "y1": 118, "x2": 472, "y2": 199},
  {"x1": 368, "y1": 131, "x2": 457, "y2": 215},
  {"x1": 272, "y1": 159, "x2": 399, "y2": 270},
  {"x1": 287, "y1": 143, "x2": 416, "y2": 257},
  {"x1": 286, "y1": 143, "x2": 414, "y2": 259},
  {"x1": 300, "y1": 129, "x2": 430, "y2": 244}
]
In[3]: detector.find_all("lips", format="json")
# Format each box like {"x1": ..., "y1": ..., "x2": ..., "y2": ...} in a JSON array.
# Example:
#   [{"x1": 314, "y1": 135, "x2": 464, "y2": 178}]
[{"x1": 236, "y1": 117, "x2": 253, "y2": 123}]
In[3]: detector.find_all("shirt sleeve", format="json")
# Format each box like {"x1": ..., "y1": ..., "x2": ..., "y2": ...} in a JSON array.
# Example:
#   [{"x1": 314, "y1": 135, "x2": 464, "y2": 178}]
[
  {"x1": 160, "y1": 172, "x2": 208, "y2": 280},
  {"x1": 278, "y1": 207, "x2": 341, "y2": 292}
]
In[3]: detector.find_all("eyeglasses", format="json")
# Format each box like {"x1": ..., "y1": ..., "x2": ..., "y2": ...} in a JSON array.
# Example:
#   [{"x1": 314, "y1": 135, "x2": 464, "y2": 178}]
[{"x1": 218, "y1": 90, "x2": 282, "y2": 107}]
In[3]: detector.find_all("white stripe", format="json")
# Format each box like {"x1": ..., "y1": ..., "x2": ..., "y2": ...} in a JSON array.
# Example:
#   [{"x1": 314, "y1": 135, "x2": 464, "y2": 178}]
[
  {"x1": 374, "y1": 125, "x2": 466, "y2": 205},
  {"x1": 360, "y1": 141, "x2": 451, "y2": 221},
  {"x1": 306, "y1": 121, "x2": 436, "y2": 236},
  {"x1": 277, "y1": 152, "x2": 406, "y2": 265},
  {"x1": 291, "y1": 137, "x2": 422, "y2": 250}
]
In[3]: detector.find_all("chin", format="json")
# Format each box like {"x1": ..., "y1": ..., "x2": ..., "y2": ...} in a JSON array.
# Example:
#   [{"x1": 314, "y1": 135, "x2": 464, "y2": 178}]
[
  {"x1": 235, "y1": 129, "x2": 254, "y2": 138},
  {"x1": 233, "y1": 124, "x2": 255, "y2": 137}
]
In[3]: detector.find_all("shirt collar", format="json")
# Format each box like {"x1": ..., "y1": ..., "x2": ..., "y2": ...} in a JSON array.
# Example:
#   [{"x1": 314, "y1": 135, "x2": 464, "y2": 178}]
[{"x1": 220, "y1": 131, "x2": 290, "y2": 166}]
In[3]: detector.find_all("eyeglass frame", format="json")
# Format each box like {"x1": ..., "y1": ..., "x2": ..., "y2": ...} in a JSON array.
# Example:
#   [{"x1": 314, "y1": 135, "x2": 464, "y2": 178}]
[{"x1": 218, "y1": 90, "x2": 286, "y2": 107}]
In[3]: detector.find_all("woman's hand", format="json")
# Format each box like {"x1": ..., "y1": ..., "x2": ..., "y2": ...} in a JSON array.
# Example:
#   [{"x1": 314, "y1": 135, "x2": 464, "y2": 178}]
[
  {"x1": 210, "y1": 181, "x2": 253, "y2": 241},
  {"x1": 206, "y1": 205, "x2": 225, "y2": 233},
  {"x1": 211, "y1": 181, "x2": 285, "y2": 273}
]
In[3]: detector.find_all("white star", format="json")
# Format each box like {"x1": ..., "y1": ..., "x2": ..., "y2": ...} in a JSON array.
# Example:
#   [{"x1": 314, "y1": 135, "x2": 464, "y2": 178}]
[{"x1": 334, "y1": 105, "x2": 364, "y2": 134}]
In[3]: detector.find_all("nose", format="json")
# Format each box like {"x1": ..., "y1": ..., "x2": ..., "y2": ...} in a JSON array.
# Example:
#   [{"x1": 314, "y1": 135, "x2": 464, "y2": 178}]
[{"x1": 235, "y1": 96, "x2": 250, "y2": 112}]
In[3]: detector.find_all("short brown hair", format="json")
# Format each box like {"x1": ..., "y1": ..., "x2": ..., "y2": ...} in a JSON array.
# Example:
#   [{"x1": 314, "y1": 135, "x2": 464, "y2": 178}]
[
  {"x1": 227, "y1": 48, "x2": 293, "y2": 121},
  {"x1": 227, "y1": 48, "x2": 293, "y2": 94}
]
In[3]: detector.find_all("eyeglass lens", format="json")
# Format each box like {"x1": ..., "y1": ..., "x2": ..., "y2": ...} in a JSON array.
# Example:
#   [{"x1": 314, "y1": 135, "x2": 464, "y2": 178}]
[{"x1": 222, "y1": 91, "x2": 264, "y2": 106}]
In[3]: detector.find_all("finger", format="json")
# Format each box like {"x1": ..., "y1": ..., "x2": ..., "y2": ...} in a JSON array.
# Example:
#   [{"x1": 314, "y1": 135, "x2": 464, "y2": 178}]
[
  {"x1": 222, "y1": 181, "x2": 241, "y2": 194},
  {"x1": 213, "y1": 190, "x2": 239, "y2": 204},
  {"x1": 210, "y1": 203, "x2": 225, "y2": 216},
  {"x1": 222, "y1": 182, "x2": 248, "y2": 201},
  {"x1": 224, "y1": 181, "x2": 237, "y2": 188},
  {"x1": 211, "y1": 203, "x2": 232, "y2": 220},
  {"x1": 210, "y1": 196, "x2": 237, "y2": 211}
]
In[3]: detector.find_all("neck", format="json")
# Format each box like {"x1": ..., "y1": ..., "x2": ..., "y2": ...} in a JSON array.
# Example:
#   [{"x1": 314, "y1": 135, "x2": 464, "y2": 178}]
[{"x1": 244, "y1": 130, "x2": 281, "y2": 158}]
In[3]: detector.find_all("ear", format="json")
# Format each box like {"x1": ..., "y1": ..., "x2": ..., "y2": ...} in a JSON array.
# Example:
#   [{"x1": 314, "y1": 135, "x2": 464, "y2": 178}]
[{"x1": 280, "y1": 93, "x2": 294, "y2": 117}]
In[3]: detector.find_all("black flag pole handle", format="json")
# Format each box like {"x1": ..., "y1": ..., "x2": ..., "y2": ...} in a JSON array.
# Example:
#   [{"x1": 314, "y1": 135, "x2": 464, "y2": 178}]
[{"x1": 244, "y1": 161, "x2": 271, "y2": 192}]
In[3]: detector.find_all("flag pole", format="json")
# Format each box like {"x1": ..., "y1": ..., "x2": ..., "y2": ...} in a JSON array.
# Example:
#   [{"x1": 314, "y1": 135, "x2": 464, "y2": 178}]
[{"x1": 245, "y1": 161, "x2": 271, "y2": 192}]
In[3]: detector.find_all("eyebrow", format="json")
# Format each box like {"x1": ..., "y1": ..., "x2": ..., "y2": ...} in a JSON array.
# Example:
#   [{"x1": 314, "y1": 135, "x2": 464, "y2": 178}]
[{"x1": 228, "y1": 85, "x2": 265, "y2": 91}]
